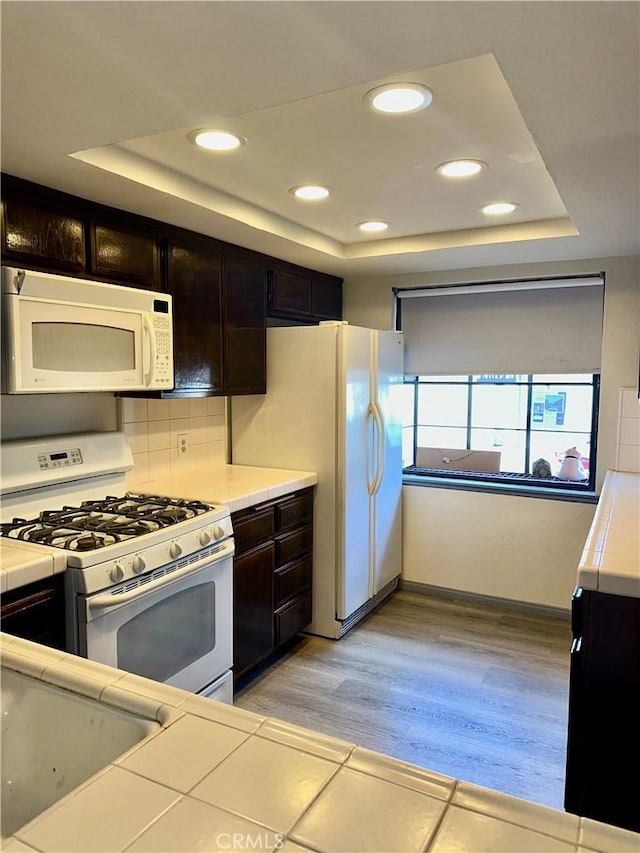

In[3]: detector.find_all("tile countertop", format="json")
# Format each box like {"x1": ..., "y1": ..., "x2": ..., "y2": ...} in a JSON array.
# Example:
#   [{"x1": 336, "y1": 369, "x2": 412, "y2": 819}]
[
  {"x1": 2, "y1": 634, "x2": 639, "y2": 853},
  {"x1": 0, "y1": 539, "x2": 67, "y2": 595},
  {"x1": 578, "y1": 470, "x2": 640, "y2": 598},
  {"x1": 131, "y1": 464, "x2": 318, "y2": 514}
]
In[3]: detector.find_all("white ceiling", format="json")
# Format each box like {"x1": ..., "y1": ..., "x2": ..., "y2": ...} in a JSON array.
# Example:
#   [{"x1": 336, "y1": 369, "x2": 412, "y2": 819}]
[{"x1": 1, "y1": 1, "x2": 638, "y2": 278}]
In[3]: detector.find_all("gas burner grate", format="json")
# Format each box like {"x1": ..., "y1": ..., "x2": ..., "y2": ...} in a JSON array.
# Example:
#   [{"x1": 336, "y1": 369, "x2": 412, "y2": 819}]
[{"x1": 0, "y1": 491, "x2": 218, "y2": 551}]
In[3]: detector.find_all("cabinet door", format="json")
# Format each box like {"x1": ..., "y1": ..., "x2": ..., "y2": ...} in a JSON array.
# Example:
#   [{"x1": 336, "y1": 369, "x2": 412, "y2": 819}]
[
  {"x1": 90, "y1": 222, "x2": 160, "y2": 289},
  {"x1": 270, "y1": 270, "x2": 311, "y2": 316},
  {"x1": 312, "y1": 279, "x2": 342, "y2": 320},
  {"x1": 0, "y1": 574, "x2": 66, "y2": 649},
  {"x1": 224, "y1": 256, "x2": 266, "y2": 395},
  {"x1": 1, "y1": 198, "x2": 85, "y2": 272},
  {"x1": 233, "y1": 542, "x2": 275, "y2": 678},
  {"x1": 167, "y1": 242, "x2": 223, "y2": 395}
]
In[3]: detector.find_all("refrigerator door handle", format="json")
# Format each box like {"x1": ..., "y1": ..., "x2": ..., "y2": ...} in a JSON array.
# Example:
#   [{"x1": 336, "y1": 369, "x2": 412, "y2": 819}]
[
  {"x1": 373, "y1": 401, "x2": 386, "y2": 494},
  {"x1": 367, "y1": 402, "x2": 379, "y2": 495},
  {"x1": 368, "y1": 400, "x2": 384, "y2": 495}
]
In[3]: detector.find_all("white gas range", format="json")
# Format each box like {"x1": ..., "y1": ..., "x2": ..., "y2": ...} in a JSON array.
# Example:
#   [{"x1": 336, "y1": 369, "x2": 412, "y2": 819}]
[{"x1": 0, "y1": 431, "x2": 234, "y2": 703}]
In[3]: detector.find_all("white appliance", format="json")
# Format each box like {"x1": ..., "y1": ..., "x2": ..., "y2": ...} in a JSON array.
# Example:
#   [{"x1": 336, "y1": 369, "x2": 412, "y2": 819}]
[
  {"x1": 1, "y1": 267, "x2": 174, "y2": 393},
  {"x1": 0, "y1": 432, "x2": 234, "y2": 703},
  {"x1": 232, "y1": 322, "x2": 404, "y2": 639}
]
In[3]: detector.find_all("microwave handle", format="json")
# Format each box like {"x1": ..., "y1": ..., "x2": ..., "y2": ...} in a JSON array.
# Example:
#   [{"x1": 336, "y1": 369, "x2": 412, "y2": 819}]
[
  {"x1": 85, "y1": 540, "x2": 235, "y2": 619},
  {"x1": 142, "y1": 316, "x2": 156, "y2": 385}
]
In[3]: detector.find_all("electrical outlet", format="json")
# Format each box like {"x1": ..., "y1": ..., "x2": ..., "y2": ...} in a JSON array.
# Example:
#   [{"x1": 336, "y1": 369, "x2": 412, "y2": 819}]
[{"x1": 177, "y1": 433, "x2": 189, "y2": 457}]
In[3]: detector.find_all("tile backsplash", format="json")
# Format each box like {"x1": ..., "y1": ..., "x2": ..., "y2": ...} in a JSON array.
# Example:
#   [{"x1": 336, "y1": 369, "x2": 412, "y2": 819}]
[
  {"x1": 616, "y1": 388, "x2": 640, "y2": 473},
  {"x1": 118, "y1": 397, "x2": 228, "y2": 486}
]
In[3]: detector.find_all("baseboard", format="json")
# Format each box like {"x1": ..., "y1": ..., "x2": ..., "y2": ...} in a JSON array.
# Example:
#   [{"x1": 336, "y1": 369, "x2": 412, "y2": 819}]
[{"x1": 399, "y1": 579, "x2": 570, "y2": 621}]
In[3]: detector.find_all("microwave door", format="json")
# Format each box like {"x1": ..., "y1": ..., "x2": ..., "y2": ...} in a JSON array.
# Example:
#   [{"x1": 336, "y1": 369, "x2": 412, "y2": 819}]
[{"x1": 13, "y1": 298, "x2": 145, "y2": 392}]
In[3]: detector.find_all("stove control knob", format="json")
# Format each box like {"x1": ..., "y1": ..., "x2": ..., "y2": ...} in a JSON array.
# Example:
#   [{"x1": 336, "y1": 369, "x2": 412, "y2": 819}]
[
  {"x1": 213, "y1": 525, "x2": 225, "y2": 541},
  {"x1": 132, "y1": 555, "x2": 146, "y2": 574},
  {"x1": 199, "y1": 530, "x2": 212, "y2": 547},
  {"x1": 110, "y1": 563, "x2": 125, "y2": 582},
  {"x1": 169, "y1": 542, "x2": 182, "y2": 559}
]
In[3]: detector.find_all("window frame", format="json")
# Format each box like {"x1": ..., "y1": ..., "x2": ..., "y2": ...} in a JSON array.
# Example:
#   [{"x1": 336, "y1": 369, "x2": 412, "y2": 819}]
[{"x1": 402, "y1": 373, "x2": 600, "y2": 497}]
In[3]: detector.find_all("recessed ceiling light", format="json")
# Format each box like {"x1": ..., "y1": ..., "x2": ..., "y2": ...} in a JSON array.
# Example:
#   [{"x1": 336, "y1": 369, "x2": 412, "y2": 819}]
[
  {"x1": 188, "y1": 130, "x2": 245, "y2": 151},
  {"x1": 357, "y1": 221, "x2": 389, "y2": 233},
  {"x1": 290, "y1": 185, "x2": 331, "y2": 201},
  {"x1": 437, "y1": 159, "x2": 486, "y2": 178},
  {"x1": 365, "y1": 83, "x2": 433, "y2": 114},
  {"x1": 481, "y1": 202, "x2": 519, "y2": 216}
]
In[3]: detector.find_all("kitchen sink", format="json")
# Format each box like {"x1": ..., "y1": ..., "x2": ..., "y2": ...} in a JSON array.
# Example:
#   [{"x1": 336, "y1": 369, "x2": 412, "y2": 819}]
[{"x1": 0, "y1": 668, "x2": 159, "y2": 837}]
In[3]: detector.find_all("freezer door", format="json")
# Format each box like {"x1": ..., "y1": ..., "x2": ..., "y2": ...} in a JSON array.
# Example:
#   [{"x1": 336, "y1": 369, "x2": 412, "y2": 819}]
[
  {"x1": 372, "y1": 331, "x2": 404, "y2": 593},
  {"x1": 336, "y1": 325, "x2": 374, "y2": 620}
]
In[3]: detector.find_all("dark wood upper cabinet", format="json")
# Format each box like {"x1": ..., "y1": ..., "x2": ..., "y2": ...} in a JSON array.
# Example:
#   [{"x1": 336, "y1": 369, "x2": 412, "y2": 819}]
[
  {"x1": 1, "y1": 173, "x2": 341, "y2": 398},
  {"x1": 90, "y1": 222, "x2": 160, "y2": 290},
  {"x1": 312, "y1": 279, "x2": 342, "y2": 320},
  {"x1": 166, "y1": 241, "x2": 223, "y2": 396},
  {"x1": 223, "y1": 256, "x2": 267, "y2": 395},
  {"x1": 268, "y1": 269, "x2": 342, "y2": 323},
  {"x1": 1, "y1": 197, "x2": 85, "y2": 272},
  {"x1": 269, "y1": 270, "x2": 312, "y2": 316}
]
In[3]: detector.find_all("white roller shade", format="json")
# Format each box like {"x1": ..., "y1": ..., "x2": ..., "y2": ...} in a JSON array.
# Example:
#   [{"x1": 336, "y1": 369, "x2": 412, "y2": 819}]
[{"x1": 397, "y1": 276, "x2": 604, "y2": 376}]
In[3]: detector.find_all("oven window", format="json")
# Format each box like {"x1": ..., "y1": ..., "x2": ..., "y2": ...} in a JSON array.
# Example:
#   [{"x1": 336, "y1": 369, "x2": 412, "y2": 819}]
[
  {"x1": 32, "y1": 323, "x2": 135, "y2": 371},
  {"x1": 116, "y1": 583, "x2": 216, "y2": 682}
]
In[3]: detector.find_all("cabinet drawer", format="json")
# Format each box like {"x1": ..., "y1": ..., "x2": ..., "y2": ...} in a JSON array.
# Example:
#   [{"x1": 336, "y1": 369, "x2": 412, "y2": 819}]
[
  {"x1": 275, "y1": 525, "x2": 312, "y2": 568},
  {"x1": 232, "y1": 507, "x2": 275, "y2": 554},
  {"x1": 276, "y1": 490, "x2": 313, "y2": 533},
  {"x1": 274, "y1": 556, "x2": 312, "y2": 608},
  {"x1": 275, "y1": 592, "x2": 312, "y2": 646}
]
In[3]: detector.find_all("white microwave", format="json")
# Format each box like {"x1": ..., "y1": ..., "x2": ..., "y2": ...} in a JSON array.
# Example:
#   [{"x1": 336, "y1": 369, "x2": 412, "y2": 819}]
[{"x1": 1, "y1": 267, "x2": 174, "y2": 394}]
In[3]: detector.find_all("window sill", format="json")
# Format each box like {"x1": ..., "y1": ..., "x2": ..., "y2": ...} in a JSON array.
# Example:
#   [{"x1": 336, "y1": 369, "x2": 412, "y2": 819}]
[{"x1": 403, "y1": 471, "x2": 599, "y2": 503}]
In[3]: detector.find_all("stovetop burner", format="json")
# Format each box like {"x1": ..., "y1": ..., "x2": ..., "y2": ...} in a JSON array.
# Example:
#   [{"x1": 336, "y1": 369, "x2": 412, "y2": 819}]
[{"x1": 0, "y1": 492, "x2": 217, "y2": 552}]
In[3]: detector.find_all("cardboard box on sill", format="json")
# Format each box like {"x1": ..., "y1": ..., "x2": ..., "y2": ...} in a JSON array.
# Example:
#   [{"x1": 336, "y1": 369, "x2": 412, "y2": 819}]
[{"x1": 416, "y1": 447, "x2": 502, "y2": 473}]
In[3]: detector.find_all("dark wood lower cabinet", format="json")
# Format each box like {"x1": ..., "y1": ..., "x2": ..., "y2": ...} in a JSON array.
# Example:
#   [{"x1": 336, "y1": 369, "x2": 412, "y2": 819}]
[
  {"x1": 564, "y1": 587, "x2": 640, "y2": 832},
  {"x1": 232, "y1": 488, "x2": 313, "y2": 681},
  {"x1": 233, "y1": 542, "x2": 275, "y2": 679},
  {"x1": 0, "y1": 573, "x2": 66, "y2": 650}
]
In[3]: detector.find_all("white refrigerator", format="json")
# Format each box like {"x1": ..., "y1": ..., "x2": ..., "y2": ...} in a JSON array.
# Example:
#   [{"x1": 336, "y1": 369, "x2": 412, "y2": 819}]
[{"x1": 231, "y1": 322, "x2": 404, "y2": 639}]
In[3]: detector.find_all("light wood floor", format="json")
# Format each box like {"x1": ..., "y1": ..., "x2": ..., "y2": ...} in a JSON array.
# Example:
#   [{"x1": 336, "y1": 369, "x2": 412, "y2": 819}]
[{"x1": 234, "y1": 589, "x2": 572, "y2": 810}]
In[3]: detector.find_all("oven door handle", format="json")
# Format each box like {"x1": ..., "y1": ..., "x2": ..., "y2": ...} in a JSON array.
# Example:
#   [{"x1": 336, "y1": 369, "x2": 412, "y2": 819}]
[{"x1": 86, "y1": 540, "x2": 234, "y2": 617}]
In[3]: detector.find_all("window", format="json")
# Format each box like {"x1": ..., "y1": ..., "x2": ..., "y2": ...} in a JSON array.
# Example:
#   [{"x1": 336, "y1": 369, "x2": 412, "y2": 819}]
[
  {"x1": 402, "y1": 374, "x2": 598, "y2": 491},
  {"x1": 396, "y1": 275, "x2": 604, "y2": 495}
]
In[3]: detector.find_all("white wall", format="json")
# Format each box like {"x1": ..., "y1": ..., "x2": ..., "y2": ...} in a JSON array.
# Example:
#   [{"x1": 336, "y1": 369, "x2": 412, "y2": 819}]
[
  {"x1": 0, "y1": 394, "x2": 118, "y2": 440},
  {"x1": 0, "y1": 395, "x2": 230, "y2": 481},
  {"x1": 344, "y1": 254, "x2": 640, "y2": 608}
]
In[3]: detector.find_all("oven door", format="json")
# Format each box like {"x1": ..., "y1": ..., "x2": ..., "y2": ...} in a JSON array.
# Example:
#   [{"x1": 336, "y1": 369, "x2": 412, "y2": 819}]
[{"x1": 78, "y1": 547, "x2": 232, "y2": 693}]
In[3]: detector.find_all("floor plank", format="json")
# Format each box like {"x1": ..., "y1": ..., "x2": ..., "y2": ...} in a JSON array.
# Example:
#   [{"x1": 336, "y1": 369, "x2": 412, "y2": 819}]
[{"x1": 234, "y1": 589, "x2": 571, "y2": 810}]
